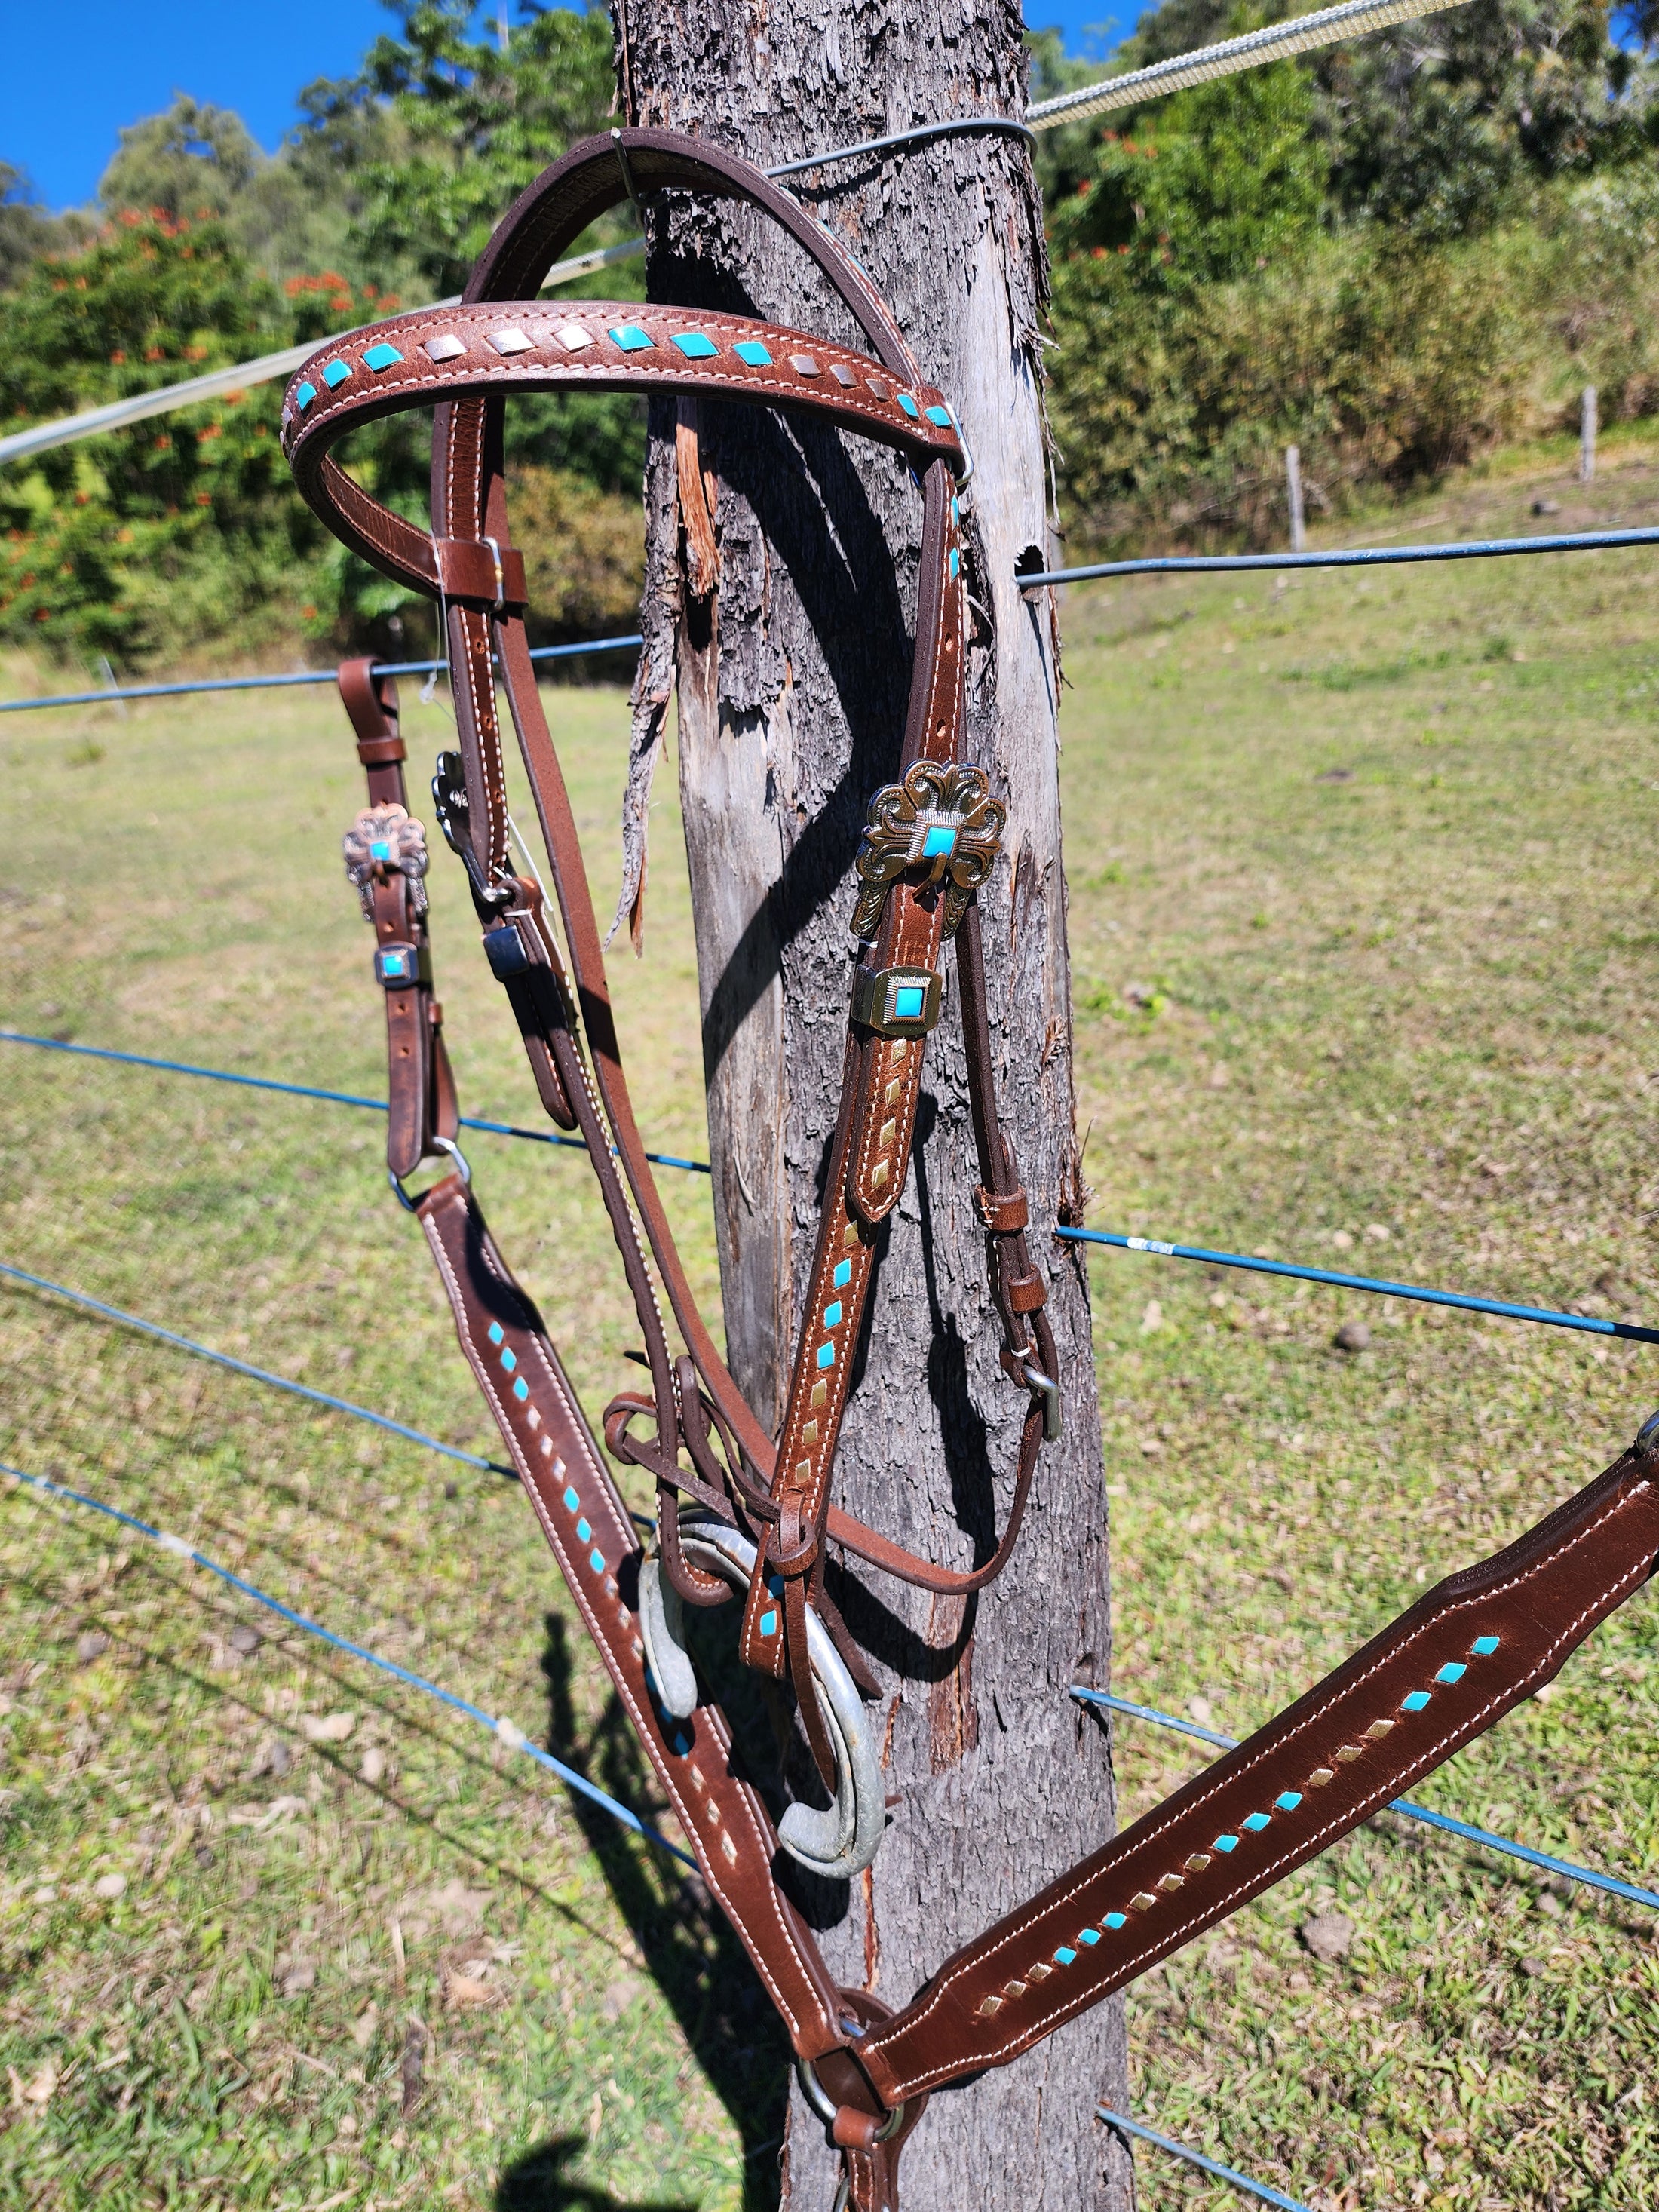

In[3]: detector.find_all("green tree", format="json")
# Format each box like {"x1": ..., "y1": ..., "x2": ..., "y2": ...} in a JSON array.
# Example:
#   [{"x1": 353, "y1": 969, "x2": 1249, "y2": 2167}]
[
  {"x1": 1047, "y1": 58, "x2": 1329, "y2": 290},
  {"x1": 0, "y1": 211, "x2": 317, "y2": 661},
  {"x1": 349, "y1": 0, "x2": 618, "y2": 293}
]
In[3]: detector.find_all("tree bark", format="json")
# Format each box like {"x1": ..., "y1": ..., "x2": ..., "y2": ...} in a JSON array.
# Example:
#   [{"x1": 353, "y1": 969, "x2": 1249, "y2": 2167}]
[{"x1": 612, "y1": 6, "x2": 1133, "y2": 2205}]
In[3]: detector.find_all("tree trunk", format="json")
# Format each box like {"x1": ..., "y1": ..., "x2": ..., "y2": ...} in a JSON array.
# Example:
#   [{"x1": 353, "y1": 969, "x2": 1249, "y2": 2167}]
[{"x1": 612, "y1": 6, "x2": 1133, "y2": 2205}]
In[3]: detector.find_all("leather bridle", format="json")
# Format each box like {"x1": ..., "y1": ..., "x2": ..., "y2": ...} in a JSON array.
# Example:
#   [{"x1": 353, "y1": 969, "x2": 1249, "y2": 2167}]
[{"x1": 289, "y1": 128, "x2": 1659, "y2": 2211}]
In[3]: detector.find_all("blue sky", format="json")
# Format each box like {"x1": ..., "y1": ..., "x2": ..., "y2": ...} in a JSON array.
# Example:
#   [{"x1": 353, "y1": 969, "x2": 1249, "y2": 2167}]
[{"x1": 1, "y1": 2, "x2": 1124, "y2": 213}]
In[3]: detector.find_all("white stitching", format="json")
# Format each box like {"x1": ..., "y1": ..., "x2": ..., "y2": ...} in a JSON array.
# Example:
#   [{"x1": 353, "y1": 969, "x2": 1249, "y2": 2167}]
[
  {"x1": 420, "y1": 1194, "x2": 838, "y2": 2045},
  {"x1": 872, "y1": 1471, "x2": 1655, "y2": 2091}
]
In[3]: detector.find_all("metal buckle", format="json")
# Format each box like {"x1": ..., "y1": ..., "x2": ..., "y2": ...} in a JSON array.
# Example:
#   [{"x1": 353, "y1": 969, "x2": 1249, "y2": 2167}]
[
  {"x1": 849, "y1": 963, "x2": 942, "y2": 1039},
  {"x1": 388, "y1": 1134, "x2": 471, "y2": 1213},
  {"x1": 481, "y1": 534, "x2": 506, "y2": 612}
]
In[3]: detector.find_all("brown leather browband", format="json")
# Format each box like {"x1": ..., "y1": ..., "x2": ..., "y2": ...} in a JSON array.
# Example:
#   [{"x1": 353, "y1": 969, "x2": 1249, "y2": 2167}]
[{"x1": 290, "y1": 129, "x2": 1659, "y2": 2210}]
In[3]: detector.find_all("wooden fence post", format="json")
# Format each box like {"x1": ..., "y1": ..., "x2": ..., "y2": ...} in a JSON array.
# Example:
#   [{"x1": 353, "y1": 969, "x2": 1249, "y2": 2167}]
[
  {"x1": 1286, "y1": 443, "x2": 1306, "y2": 554},
  {"x1": 1581, "y1": 387, "x2": 1597, "y2": 485}
]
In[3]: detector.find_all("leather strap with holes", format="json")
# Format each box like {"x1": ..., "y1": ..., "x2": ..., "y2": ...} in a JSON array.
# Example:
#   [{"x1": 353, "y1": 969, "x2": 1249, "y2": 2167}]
[{"x1": 336, "y1": 658, "x2": 457, "y2": 1180}]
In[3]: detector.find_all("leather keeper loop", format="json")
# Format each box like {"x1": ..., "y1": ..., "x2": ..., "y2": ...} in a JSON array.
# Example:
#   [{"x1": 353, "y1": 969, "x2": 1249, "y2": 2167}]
[
  {"x1": 831, "y1": 2108, "x2": 882, "y2": 2153},
  {"x1": 355, "y1": 733, "x2": 406, "y2": 765},
  {"x1": 975, "y1": 1183, "x2": 1029, "y2": 1234},
  {"x1": 434, "y1": 535, "x2": 529, "y2": 609},
  {"x1": 1007, "y1": 1272, "x2": 1047, "y2": 1315}
]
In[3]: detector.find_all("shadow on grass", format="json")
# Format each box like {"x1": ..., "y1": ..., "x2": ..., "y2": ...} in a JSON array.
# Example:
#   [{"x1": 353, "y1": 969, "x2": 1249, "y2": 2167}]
[
  {"x1": 495, "y1": 2134, "x2": 698, "y2": 2212},
  {"x1": 538, "y1": 1612, "x2": 791, "y2": 2212}
]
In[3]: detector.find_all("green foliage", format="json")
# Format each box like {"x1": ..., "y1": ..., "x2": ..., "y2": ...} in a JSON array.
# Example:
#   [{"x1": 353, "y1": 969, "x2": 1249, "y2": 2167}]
[
  {"x1": 97, "y1": 97, "x2": 265, "y2": 222},
  {"x1": 0, "y1": 212, "x2": 313, "y2": 662},
  {"x1": 350, "y1": 1, "x2": 619, "y2": 296},
  {"x1": 1047, "y1": 61, "x2": 1328, "y2": 291},
  {"x1": 0, "y1": 164, "x2": 90, "y2": 294}
]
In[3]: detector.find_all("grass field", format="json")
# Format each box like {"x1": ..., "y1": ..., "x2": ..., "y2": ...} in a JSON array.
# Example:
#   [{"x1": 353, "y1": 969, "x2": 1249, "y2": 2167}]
[{"x1": 3, "y1": 429, "x2": 1658, "y2": 2211}]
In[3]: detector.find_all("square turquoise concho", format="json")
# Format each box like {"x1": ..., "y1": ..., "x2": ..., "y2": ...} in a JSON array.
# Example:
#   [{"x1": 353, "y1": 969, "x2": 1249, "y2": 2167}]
[{"x1": 893, "y1": 984, "x2": 926, "y2": 1022}]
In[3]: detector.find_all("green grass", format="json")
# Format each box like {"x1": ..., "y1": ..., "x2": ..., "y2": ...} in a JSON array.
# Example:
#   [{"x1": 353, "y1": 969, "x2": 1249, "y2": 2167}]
[{"x1": 3, "y1": 434, "x2": 1659, "y2": 2210}]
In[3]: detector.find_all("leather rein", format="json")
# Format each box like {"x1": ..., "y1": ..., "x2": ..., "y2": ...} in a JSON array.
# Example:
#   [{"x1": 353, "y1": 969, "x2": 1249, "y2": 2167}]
[{"x1": 286, "y1": 128, "x2": 1659, "y2": 2212}]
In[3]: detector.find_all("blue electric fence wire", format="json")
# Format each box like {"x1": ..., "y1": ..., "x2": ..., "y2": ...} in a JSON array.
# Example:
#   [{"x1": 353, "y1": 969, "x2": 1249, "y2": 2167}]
[
  {"x1": 2, "y1": 1457, "x2": 692, "y2": 1865},
  {"x1": 1021, "y1": 523, "x2": 1659, "y2": 591},
  {"x1": 0, "y1": 1031, "x2": 713, "y2": 1175},
  {"x1": 1096, "y1": 2108, "x2": 1314, "y2": 2212},
  {"x1": 0, "y1": 1259, "x2": 514, "y2": 1480},
  {"x1": 14, "y1": 1035, "x2": 1642, "y2": 1339},
  {"x1": 1056, "y1": 1225, "x2": 1659, "y2": 1345},
  {"x1": 1071, "y1": 1687, "x2": 1659, "y2": 1913},
  {"x1": 0, "y1": 634, "x2": 645, "y2": 716}
]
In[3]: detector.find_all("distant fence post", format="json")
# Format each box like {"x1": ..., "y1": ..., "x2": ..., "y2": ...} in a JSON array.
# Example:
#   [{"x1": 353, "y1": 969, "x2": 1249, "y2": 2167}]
[
  {"x1": 1286, "y1": 444, "x2": 1306, "y2": 554},
  {"x1": 1581, "y1": 387, "x2": 1596, "y2": 484}
]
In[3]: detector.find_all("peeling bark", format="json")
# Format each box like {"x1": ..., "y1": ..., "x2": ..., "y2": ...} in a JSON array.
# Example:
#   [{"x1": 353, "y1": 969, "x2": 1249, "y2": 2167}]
[{"x1": 612, "y1": 5, "x2": 1133, "y2": 2204}]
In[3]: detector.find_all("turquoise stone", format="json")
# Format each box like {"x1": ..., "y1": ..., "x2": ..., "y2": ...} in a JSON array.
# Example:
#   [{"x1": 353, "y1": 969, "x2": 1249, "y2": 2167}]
[
  {"x1": 370, "y1": 839, "x2": 392, "y2": 861},
  {"x1": 949, "y1": 548, "x2": 960, "y2": 578},
  {"x1": 670, "y1": 331, "x2": 718, "y2": 358},
  {"x1": 500, "y1": 1348, "x2": 517, "y2": 1373},
  {"x1": 734, "y1": 339, "x2": 772, "y2": 366},
  {"x1": 1472, "y1": 1635, "x2": 1500, "y2": 1655},
  {"x1": 823, "y1": 1301, "x2": 842, "y2": 1330},
  {"x1": 1436, "y1": 1661, "x2": 1467, "y2": 1683},
  {"x1": 576, "y1": 1519, "x2": 591, "y2": 1544},
  {"x1": 488, "y1": 1322, "x2": 504, "y2": 1345},
  {"x1": 896, "y1": 392, "x2": 919, "y2": 418},
  {"x1": 833, "y1": 1258, "x2": 853, "y2": 1290},
  {"x1": 363, "y1": 343, "x2": 403, "y2": 372},
  {"x1": 926, "y1": 405, "x2": 952, "y2": 427},
  {"x1": 1402, "y1": 1689, "x2": 1431, "y2": 1711},
  {"x1": 760, "y1": 1608, "x2": 778, "y2": 1637},
  {"x1": 322, "y1": 360, "x2": 351, "y2": 390},
  {"x1": 1274, "y1": 1790, "x2": 1302, "y2": 1812},
  {"x1": 609, "y1": 324, "x2": 653, "y2": 351},
  {"x1": 1054, "y1": 1946, "x2": 1078, "y2": 1966},
  {"x1": 1103, "y1": 1911, "x2": 1127, "y2": 1929},
  {"x1": 295, "y1": 382, "x2": 317, "y2": 412},
  {"x1": 589, "y1": 1548, "x2": 606, "y2": 1574},
  {"x1": 563, "y1": 1486, "x2": 580, "y2": 1512},
  {"x1": 1213, "y1": 1833, "x2": 1240, "y2": 1852},
  {"x1": 1078, "y1": 1927, "x2": 1101, "y2": 1945},
  {"x1": 921, "y1": 825, "x2": 957, "y2": 858},
  {"x1": 817, "y1": 1342, "x2": 836, "y2": 1370},
  {"x1": 1242, "y1": 1812, "x2": 1271, "y2": 1832},
  {"x1": 894, "y1": 984, "x2": 925, "y2": 1021},
  {"x1": 512, "y1": 1376, "x2": 529, "y2": 1401}
]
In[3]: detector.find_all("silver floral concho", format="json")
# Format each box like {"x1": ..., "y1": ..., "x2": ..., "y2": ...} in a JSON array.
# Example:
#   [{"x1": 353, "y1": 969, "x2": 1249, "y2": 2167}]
[
  {"x1": 850, "y1": 760, "x2": 1005, "y2": 943},
  {"x1": 342, "y1": 804, "x2": 430, "y2": 924}
]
